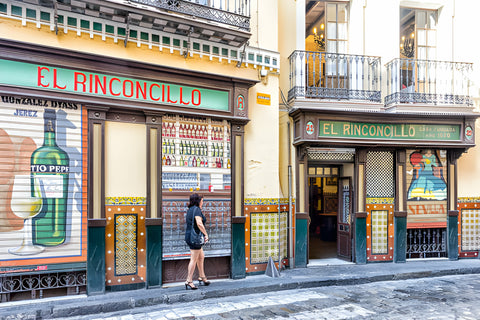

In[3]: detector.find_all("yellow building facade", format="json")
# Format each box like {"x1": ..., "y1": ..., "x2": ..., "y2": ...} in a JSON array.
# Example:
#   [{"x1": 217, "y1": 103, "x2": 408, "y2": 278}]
[{"x1": 0, "y1": 0, "x2": 283, "y2": 300}]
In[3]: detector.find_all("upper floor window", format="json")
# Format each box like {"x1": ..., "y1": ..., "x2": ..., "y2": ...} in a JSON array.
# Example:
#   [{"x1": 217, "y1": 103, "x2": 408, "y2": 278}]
[
  {"x1": 306, "y1": 1, "x2": 348, "y2": 53},
  {"x1": 400, "y1": 8, "x2": 437, "y2": 60}
]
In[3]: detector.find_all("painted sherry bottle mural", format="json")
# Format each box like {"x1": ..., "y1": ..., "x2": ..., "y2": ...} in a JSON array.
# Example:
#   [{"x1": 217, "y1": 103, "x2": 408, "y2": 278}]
[
  {"x1": 0, "y1": 96, "x2": 85, "y2": 271},
  {"x1": 30, "y1": 109, "x2": 70, "y2": 246}
]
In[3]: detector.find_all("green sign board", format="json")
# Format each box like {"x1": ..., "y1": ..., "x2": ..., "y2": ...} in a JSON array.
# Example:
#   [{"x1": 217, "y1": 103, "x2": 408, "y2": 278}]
[
  {"x1": 319, "y1": 120, "x2": 460, "y2": 141},
  {"x1": 0, "y1": 59, "x2": 229, "y2": 111}
]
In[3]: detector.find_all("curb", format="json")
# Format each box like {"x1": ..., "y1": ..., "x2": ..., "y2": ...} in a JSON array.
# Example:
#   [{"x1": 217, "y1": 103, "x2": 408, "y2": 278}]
[{"x1": 2, "y1": 264, "x2": 480, "y2": 319}]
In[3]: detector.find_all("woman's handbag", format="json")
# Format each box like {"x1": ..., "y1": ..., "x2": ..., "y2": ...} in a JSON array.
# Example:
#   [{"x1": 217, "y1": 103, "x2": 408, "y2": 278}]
[{"x1": 190, "y1": 222, "x2": 205, "y2": 246}]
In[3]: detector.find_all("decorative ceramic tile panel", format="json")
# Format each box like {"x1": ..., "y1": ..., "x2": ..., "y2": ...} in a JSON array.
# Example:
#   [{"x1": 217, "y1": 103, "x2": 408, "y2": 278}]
[
  {"x1": 461, "y1": 209, "x2": 480, "y2": 251},
  {"x1": 250, "y1": 212, "x2": 288, "y2": 264},
  {"x1": 105, "y1": 199, "x2": 146, "y2": 286},
  {"x1": 371, "y1": 210, "x2": 388, "y2": 254},
  {"x1": 115, "y1": 214, "x2": 137, "y2": 275}
]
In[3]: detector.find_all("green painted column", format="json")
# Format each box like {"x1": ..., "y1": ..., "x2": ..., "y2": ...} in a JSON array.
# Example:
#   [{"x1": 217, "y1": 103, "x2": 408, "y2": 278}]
[
  {"x1": 295, "y1": 214, "x2": 308, "y2": 267},
  {"x1": 448, "y1": 211, "x2": 459, "y2": 261},
  {"x1": 394, "y1": 214, "x2": 407, "y2": 263},
  {"x1": 231, "y1": 217, "x2": 246, "y2": 279},
  {"x1": 146, "y1": 220, "x2": 163, "y2": 288},
  {"x1": 355, "y1": 215, "x2": 367, "y2": 264},
  {"x1": 87, "y1": 222, "x2": 106, "y2": 295}
]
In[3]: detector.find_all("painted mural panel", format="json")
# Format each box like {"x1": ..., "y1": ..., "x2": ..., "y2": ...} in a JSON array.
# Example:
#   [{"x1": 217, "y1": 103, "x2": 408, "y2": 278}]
[
  {"x1": 406, "y1": 149, "x2": 447, "y2": 228},
  {"x1": 0, "y1": 95, "x2": 86, "y2": 270}
]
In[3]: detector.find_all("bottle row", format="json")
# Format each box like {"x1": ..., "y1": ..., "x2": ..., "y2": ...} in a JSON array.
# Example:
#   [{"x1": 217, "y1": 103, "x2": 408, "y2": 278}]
[
  {"x1": 162, "y1": 155, "x2": 231, "y2": 169},
  {"x1": 162, "y1": 122, "x2": 228, "y2": 141},
  {"x1": 162, "y1": 139, "x2": 230, "y2": 158}
]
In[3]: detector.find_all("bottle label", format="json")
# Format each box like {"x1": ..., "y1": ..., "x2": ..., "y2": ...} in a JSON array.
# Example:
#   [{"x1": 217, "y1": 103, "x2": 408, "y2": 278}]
[
  {"x1": 31, "y1": 164, "x2": 69, "y2": 173},
  {"x1": 34, "y1": 175, "x2": 64, "y2": 198}
]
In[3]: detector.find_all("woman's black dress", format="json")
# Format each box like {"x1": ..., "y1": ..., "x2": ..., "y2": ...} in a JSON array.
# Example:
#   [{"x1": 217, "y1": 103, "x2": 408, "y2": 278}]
[{"x1": 185, "y1": 205, "x2": 206, "y2": 250}]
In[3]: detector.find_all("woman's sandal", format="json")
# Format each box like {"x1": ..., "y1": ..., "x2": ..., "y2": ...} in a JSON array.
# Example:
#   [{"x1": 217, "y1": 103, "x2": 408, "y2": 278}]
[
  {"x1": 185, "y1": 281, "x2": 198, "y2": 290},
  {"x1": 198, "y1": 276, "x2": 211, "y2": 286}
]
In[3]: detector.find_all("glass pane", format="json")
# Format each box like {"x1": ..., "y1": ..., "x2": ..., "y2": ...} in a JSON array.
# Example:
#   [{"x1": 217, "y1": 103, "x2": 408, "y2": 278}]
[
  {"x1": 332, "y1": 168, "x2": 338, "y2": 175},
  {"x1": 427, "y1": 47, "x2": 436, "y2": 60},
  {"x1": 416, "y1": 11, "x2": 426, "y2": 28},
  {"x1": 327, "y1": 40, "x2": 336, "y2": 53},
  {"x1": 324, "y1": 167, "x2": 331, "y2": 175},
  {"x1": 417, "y1": 29, "x2": 426, "y2": 46},
  {"x1": 337, "y1": 41, "x2": 347, "y2": 54},
  {"x1": 427, "y1": 30, "x2": 436, "y2": 46},
  {"x1": 317, "y1": 168, "x2": 324, "y2": 175},
  {"x1": 309, "y1": 167, "x2": 316, "y2": 175},
  {"x1": 327, "y1": 3, "x2": 336, "y2": 21},
  {"x1": 338, "y1": 4, "x2": 347, "y2": 22},
  {"x1": 428, "y1": 11, "x2": 437, "y2": 29},
  {"x1": 327, "y1": 22, "x2": 337, "y2": 39},
  {"x1": 337, "y1": 23, "x2": 347, "y2": 40},
  {"x1": 417, "y1": 46, "x2": 426, "y2": 60}
]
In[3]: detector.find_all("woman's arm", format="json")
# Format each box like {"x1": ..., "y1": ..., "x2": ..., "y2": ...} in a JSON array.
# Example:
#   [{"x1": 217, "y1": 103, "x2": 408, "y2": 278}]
[{"x1": 195, "y1": 215, "x2": 209, "y2": 242}]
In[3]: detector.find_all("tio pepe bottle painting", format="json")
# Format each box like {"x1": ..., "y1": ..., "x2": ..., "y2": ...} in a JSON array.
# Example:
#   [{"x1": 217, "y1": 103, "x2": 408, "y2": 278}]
[{"x1": 30, "y1": 109, "x2": 70, "y2": 247}]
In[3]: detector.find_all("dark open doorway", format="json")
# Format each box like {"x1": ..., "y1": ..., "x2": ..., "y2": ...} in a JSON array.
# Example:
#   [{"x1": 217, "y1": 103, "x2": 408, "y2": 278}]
[
  {"x1": 307, "y1": 164, "x2": 353, "y2": 263},
  {"x1": 308, "y1": 166, "x2": 339, "y2": 260}
]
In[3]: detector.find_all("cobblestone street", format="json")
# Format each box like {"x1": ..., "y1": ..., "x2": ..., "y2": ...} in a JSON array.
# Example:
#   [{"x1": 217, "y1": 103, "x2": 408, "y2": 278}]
[{"x1": 59, "y1": 273, "x2": 480, "y2": 320}]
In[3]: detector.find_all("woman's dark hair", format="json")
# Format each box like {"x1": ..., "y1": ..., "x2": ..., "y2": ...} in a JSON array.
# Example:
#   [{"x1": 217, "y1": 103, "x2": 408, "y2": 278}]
[{"x1": 188, "y1": 193, "x2": 203, "y2": 208}]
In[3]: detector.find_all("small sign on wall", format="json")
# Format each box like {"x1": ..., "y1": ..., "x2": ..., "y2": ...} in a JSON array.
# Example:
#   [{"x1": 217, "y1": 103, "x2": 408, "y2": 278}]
[{"x1": 256, "y1": 93, "x2": 271, "y2": 105}]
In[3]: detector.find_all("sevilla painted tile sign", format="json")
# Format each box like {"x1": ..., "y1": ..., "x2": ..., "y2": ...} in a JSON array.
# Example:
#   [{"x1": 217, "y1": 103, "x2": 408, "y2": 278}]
[{"x1": 0, "y1": 59, "x2": 229, "y2": 111}]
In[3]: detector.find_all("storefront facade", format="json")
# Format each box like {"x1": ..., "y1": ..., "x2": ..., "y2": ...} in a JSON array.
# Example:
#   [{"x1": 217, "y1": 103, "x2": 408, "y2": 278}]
[
  {"x1": 0, "y1": 39, "x2": 256, "y2": 298},
  {"x1": 290, "y1": 108, "x2": 477, "y2": 265}
]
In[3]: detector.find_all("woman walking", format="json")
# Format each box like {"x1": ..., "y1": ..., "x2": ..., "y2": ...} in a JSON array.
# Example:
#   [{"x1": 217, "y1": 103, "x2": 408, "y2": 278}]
[{"x1": 184, "y1": 193, "x2": 211, "y2": 290}]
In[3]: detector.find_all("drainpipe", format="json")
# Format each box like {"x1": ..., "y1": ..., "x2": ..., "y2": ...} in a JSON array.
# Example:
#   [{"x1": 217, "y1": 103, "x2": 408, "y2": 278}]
[{"x1": 288, "y1": 120, "x2": 295, "y2": 268}]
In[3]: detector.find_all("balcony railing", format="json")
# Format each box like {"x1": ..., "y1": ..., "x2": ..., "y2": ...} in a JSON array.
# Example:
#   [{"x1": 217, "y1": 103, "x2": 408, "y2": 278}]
[
  {"x1": 385, "y1": 58, "x2": 473, "y2": 106},
  {"x1": 288, "y1": 51, "x2": 382, "y2": 102},
  {"x1": 130, "y1": 0, "x2": 251, "y2": 31}
]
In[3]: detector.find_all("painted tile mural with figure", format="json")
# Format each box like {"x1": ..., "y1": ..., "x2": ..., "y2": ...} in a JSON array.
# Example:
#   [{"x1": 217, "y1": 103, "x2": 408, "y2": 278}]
[
  {"x1": 407, "y1": 149, "x2": 448, "y2": 228},
  {"x1": 0, "y1": 95, "x2": 86, "y2": 271}
]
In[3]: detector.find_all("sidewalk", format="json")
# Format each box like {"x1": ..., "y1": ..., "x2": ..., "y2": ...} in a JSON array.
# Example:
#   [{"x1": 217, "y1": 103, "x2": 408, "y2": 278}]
[{"x1": 1, "y1": 258, "x2": 480, "y2": 319}]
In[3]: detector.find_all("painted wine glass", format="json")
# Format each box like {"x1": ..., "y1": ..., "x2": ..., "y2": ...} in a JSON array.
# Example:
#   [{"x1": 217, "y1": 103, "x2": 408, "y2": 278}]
[{"x1": 8, "y1": 175, "x2": 44, "y2": 255}]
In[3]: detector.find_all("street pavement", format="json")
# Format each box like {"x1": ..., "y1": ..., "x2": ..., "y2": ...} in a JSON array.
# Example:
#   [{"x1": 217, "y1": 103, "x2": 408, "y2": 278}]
[
  {"x1": 58, "y1": 273, "x2": 480, "y2": 319},
  {"x1": 1, "y1": 258, "x2": 480, "y2": 319}
]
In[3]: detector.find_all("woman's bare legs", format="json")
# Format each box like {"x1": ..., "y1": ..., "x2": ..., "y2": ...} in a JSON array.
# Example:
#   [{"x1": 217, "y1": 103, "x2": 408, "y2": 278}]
[
  {"x1": 196, "y1": 248, "x2": 206, "y2": 279},
  {"x1": 187, "y1": 249, "x2": 201, "y2": 283}
]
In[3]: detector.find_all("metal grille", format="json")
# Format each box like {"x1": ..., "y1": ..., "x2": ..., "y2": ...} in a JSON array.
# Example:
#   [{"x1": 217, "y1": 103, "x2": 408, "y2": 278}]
[
  {"x1": 366, "y1": 151, "x2": 394, "y2": 198},
  {"x1": 162, "y1": 199, "x2": 231, "y2": 260},
  {"x1": 307, "y1": 151, "x2": 354, "y2": 162},
  {"x1": 131, "y1": 0, "x2": 251, "y2": 31},
  {"x1": 407, "y1": 228, "x2": 447, "y2": 258},
  {"x1": 0, "y1": 271, "x2": 86, "y2": 300}
]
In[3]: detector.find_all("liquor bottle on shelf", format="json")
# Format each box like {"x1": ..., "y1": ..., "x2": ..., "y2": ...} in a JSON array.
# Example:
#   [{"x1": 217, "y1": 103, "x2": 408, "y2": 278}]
[
  {"x1": 162, "y1": 140, "x2": 166, "y2": 154},
  {"x1": 227, "y1": 158, "x2": 231, "y2": 169},
  {"x1": 31, "y1": 109, "x2": 69, "y2": 246}
]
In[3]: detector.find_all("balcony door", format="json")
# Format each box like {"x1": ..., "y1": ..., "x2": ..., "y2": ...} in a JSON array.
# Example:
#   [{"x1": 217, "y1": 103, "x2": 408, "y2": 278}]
[{"x1": 400, "y1": 8, "x2": 437, "y2": 93}]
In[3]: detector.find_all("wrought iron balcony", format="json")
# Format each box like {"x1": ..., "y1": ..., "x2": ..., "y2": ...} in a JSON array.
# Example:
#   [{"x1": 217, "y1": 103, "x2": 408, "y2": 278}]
[
  {"x1": 129, "y1": 0, "x2": 251, "y2": 31},
  {"x1": 14, "y1": 0, "x2": 251, "y2": 47},
  {"x1": 288, "y1": 50, "x2": 382, "y2": 103},
  {"x1": 385, "y1": 58, "x2": 473, "y2": 107}
]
